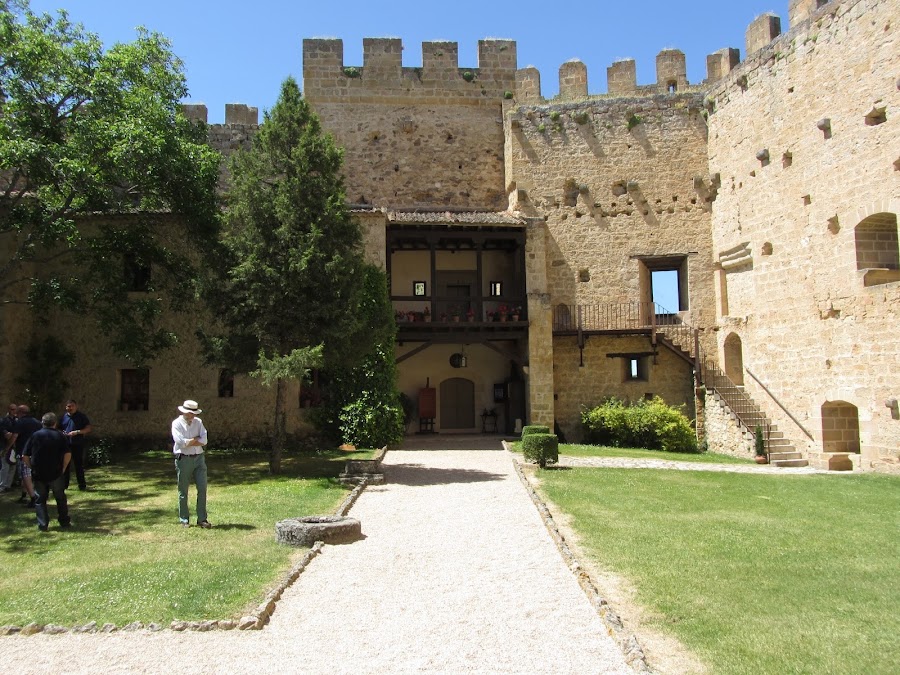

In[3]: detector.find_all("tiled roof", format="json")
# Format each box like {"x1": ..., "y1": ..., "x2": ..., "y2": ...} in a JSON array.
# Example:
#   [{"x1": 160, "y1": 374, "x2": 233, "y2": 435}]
[{"x1": 387, "y1": 210, "x2": 525, "y2": 226}]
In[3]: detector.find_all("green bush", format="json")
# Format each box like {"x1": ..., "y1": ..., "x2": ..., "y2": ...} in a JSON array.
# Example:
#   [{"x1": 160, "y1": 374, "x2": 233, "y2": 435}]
[
  {"x1": 522, "y1": 433, "x2": 559, "y2": 468},
  {"x1": 581, "y1": 397, "x2": 697, "y2": 453},
  {"x1": 521, "y1": 424, "x2": 550, "y2": 438}
]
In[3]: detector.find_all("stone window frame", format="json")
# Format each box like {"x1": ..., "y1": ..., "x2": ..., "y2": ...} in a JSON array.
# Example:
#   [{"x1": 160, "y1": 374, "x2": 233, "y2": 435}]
[{"x1": 854, "y1": 212, "x2": 899, "y2": 288}]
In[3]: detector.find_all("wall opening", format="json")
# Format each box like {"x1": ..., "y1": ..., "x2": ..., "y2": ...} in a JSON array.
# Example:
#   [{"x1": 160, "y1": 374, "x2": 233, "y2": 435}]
[
  {"x1": 623, "y1": 356, "x2": 649, "y2": 382},
  {"x1": 723, "y1": 333, "x2": 745, "y2": 385},
  {"x1": 641, "y1": 256, "x2": 688, "y2": 313},
  {"x1": 854, "y1": 212, "x2": 899, "y2": 286},
  {"x1": 821, "y1": 401, "x2": 860, "y2": 453}
]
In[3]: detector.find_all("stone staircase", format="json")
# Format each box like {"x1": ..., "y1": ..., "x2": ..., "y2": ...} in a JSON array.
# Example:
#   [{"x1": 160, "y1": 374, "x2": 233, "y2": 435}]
[{"x1": 656, "y1": 325, "x2": 809, "y2": 468}]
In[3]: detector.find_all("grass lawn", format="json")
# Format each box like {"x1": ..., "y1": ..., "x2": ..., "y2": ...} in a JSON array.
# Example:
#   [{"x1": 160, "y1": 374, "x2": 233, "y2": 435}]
[
  {"x1": 0, "y1": 447, "x2": 364, "y2": 626},
  {"x1": 510, "y1": 441, "x2": 754, "y2": 464},
  {"x1": 535, "y1": 468, "x2": 900, "y2": 674}
]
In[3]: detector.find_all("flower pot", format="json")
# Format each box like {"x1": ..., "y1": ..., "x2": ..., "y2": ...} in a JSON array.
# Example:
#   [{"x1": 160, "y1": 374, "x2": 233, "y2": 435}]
[{"x1": 754, "y1": 455, "x2": 768, "y2": 464}]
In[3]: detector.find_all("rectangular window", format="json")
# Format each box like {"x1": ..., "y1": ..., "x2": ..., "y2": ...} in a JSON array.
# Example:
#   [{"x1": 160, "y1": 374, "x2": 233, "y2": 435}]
[
  {"x1": 218, "y1": 369, "x2": 235, "y2": 398},
  {"x1": 124, "y1": 253, "x2": 151, "y2": 292},
  {"x1": 118, "y1": 368, "x2": 149, "y2": 411},
  {"x1": 624, "y1": 357, "x2": 649, "y2": 382}
]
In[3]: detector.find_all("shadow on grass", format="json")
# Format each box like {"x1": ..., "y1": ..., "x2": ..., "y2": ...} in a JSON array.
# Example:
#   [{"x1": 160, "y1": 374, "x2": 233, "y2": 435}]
[
  {"x1": 0, "y1": 448, "x2": 354, "y2": 550},
  {"x1": 386, "y1": 463, "x2": 506, "y2": 486}
]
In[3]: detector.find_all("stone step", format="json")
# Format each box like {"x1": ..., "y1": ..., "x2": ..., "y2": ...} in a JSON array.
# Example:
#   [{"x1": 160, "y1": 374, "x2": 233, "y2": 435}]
[
  {"x1": 771, "y1": 458, "x2": 809, "y2": 468},
  {"x1": 768, "y1": 451, "x2": 801, "y2": 461}
]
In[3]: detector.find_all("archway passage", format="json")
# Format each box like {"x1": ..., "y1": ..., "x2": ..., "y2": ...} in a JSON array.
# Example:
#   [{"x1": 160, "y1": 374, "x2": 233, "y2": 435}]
[
  {"x1": 723, "y1": 332, "x2": 745, "y2": 386},
  {"x1": 821, "y1": 401, "x2": 860, "y2": 453},
  {"x1": 440, "y1": 377, "x2": 475, "y2": 430}
]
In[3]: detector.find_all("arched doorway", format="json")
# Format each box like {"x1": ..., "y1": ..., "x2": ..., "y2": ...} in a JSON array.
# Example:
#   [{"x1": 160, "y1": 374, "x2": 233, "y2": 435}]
[
  {"x1": 821, "y1": 401, "x2": 860, "y2": 453},
  {"x1": 440, "y1": 377, "x2": 475, "y2": 430},
  {"x1": 723, "y1": 332, "x2": 745, "y2": 385}
]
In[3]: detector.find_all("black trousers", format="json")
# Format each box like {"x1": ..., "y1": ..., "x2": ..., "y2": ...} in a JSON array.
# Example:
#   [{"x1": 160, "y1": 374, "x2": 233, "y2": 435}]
[
  {"x1": 33, "y1": 475, "x2": 70, "y2": 529},
  {"x1": 65, "y1": 444, "x2": 86, "y2": 489}
]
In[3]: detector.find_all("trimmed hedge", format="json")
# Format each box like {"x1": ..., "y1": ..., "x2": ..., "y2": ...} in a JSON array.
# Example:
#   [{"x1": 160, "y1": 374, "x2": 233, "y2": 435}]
[
  {"x1": 522, "y1": 433, "x2": 559, "y2": 468},
  {"x1": 581, "y1": 396, "x2": 697, "y2": 453},
  {"x1": 521, "y1": 424, "x2": 551, "y2": 438}
]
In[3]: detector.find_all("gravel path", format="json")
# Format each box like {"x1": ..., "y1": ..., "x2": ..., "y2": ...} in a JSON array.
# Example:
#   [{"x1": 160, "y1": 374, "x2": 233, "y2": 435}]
[{"x1": 11, "y1": 448, "x2": 632, "y2": 674}]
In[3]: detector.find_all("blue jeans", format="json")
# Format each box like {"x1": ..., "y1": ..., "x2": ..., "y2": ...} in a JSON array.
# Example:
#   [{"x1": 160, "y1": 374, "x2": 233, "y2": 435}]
[
  {"x1": 33, "y1": 475, "x2": 70, "y2": 530},
  {"x1": 176, "y1": 454, "x2": 208, "y2": 523}
]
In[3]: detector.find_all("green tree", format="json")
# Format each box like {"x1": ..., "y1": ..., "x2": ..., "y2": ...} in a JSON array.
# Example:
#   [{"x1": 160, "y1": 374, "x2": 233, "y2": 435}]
[
  {"x1": 316, "y1": 265, "x2": 405, "y2": 448},
  {"x1": 205, "y1": 76, "x2": 367, "y2": 473},
  {"x1": 0, "y1": 1, "x2": 220, "y2": 364}
]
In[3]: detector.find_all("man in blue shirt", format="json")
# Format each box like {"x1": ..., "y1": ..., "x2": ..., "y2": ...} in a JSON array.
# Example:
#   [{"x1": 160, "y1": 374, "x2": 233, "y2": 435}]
[
  {"x1": 23, "y1": 412, "x2": 71, "y2": 531},
  {"x1": 60, "y1": 399, "x2": 92, "y2": 490}
]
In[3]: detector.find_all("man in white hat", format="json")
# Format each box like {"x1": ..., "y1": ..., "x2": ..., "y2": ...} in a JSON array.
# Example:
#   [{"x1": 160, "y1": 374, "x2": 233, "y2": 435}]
[{"x1": 171, "y1": 399, "x2": 211, "y2": 528}]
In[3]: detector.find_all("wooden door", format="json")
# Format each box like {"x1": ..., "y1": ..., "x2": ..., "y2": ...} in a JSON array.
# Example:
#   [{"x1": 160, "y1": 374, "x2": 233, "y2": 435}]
[{"x1": 440, "y1": 378, "x2": 475, "y2": 429}]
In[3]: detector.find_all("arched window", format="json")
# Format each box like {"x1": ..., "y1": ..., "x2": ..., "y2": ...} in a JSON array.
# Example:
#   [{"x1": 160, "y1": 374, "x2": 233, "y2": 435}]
[{"x1": 855, "y1": 213, "x2": 899, "y2": 286}]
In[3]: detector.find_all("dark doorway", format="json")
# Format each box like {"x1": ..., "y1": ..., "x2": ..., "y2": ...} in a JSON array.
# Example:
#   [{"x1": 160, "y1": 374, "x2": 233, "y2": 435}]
[{"x1": 440, "y1": 377, "x2": 475, "y2": 430}]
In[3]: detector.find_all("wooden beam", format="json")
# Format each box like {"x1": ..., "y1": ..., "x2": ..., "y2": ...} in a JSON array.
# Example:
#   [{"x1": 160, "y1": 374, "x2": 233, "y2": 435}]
[
  {"x1": 397, "y1": 341, "x2": 434, "y2": 364},
  {"x1": 480, "y1": 339, "x2": 527, "y2": 367}
]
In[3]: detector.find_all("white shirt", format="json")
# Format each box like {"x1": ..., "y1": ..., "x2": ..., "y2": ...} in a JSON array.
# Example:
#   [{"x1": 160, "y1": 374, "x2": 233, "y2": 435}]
[{"x1": 171, "y1": 415, "x2": 208, "y2": 455}]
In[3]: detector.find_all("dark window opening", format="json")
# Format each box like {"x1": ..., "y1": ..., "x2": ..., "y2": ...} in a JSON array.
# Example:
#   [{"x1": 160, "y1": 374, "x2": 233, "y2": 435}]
[
  {"x1": 218, "y1": 369, "x2": 235, "y2": 398},
  {"x1": 624, "y1": 357, "x2": 649, "y2": 382},
  {"x1": 119, "y1": 368, "x2": 149, "y2": 411},
  {"x1": 124, "y1": 253, "x2": 151, "y2": 292}
]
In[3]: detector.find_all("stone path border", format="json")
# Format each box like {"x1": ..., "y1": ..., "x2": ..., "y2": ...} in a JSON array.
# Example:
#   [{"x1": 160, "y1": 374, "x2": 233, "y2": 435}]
[
  {"x1": 508, "y1": 448, "x2": 651, "y2": 673},
  {"x1": 0, "y1": 475, "x2": 372, "y2": 637},
  {"x1": 554, "y1": 454, "x2": 835, "y2": 474}
]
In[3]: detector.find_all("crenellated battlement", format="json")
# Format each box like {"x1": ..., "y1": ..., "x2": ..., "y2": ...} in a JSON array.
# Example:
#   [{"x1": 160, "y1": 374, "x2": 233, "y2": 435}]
[
  {"x1": 180, "y1": 103, "x2": 259, "y2": 126},
  {"x1": 302, "y1": 38, "x2": 517, "y2": 104},
  {"x1": 512, "y1": 2, "x2": 839, "y2": 103}
]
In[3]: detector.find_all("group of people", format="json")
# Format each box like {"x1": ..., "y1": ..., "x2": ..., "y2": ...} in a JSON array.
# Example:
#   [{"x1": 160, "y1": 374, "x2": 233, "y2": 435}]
[
  {"x1": 0, "y1": 400, "x2": 91, "y2": 531},
  {"x1": 0, "y1": 397, "x2": 212, "y2": 532}
]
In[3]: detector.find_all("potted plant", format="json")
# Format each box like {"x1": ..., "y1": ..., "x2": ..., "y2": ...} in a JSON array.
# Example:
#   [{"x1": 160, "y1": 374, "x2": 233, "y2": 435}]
[
  {"x1": 423, "y1": 306, "x2": 431, "y2": 322},
  {"x1": 466, "y1": 307, "x2": 475, "y2": 322},
  {"x1": 498, "y1": 304, "x2": 509, "y2": 322},
  {"x1": 511, "y1": 305, "x2": 522, "y2": 321},
  {"x1": 754, "y1": 425, "x2": 768, "y2": 464}
]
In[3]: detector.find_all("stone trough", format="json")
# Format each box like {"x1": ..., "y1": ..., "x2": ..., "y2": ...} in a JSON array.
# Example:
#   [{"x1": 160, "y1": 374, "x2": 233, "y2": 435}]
[
  {"x1": 339, "y1": 445, "x2": 388, "y2": 484},
  {"x1": 275, "y1": 515, "x2": 362, "y2": 547}
]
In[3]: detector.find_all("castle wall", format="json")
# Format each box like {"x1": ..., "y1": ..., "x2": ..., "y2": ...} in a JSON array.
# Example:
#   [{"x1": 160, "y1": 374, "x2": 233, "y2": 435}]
[
  {"x1": 506, "y1": 93, "x2": 717, "y2": 435},
  {"x1": 706, "y1": 0, "x2": 899, "y2": 471},
  {"x1": 302, "y1": 39, "x2": 516, "y2": 210}
]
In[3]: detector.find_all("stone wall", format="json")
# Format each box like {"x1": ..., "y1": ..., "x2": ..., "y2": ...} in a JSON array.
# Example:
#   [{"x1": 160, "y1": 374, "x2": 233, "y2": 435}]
[
  {"x1": 705, "y1": 0, "x2": 899, "y2": 470},
  {"x1": 702, "y1": 392, "x2": 755, "y2": 458},
  {"x1": 506, "y1": 93, "x2": 718, "y2": 433},
  {"x1": 303, "y1": 39, "x2": 516, "y2": 210}
]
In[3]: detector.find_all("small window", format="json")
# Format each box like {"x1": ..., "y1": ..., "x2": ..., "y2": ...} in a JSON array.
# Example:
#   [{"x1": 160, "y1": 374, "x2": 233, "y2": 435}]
[
  {"x1": 218, "y1": 369, "x2": 235, "y2": 398},
  {"x1": 299, "y1": 370, "x2": 323, "y2": 408},
  {"x1": 489, "y1": 281, "x2": 503, "y2": 296},
  {"x1": 624, "y1": 357, "x2": 649, "y2": 382},
  {"x1": 667, "y1": 81, "x2": 677, "y2": 93},
  {"x1": 124, "y1": 253, "x2": 151, "y2": 292},
  {"x1": 118, "y1": 368, "x2": 149, "y2": 411}
]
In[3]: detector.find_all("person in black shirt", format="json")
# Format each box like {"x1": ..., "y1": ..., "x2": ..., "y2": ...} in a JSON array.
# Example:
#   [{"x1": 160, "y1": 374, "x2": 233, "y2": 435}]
[
  {"x1": 23, "y1": 413, "x2": 71, "y2": 531},
  {"x1": 60, "y1": 399, "x2": 92, "y2": 490}
]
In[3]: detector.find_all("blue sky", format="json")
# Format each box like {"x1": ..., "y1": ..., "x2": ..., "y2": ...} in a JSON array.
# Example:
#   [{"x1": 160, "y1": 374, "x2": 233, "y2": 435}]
[{"x1": 30, "y1": 0, "x2": 788, "y2": 123}]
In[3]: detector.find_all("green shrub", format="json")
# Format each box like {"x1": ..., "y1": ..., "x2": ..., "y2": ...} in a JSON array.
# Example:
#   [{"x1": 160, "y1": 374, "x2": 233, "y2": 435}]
[
  {"x1": 522, "y1": 433, "x2": 559, "y2": 468},
  {"x1": 581, "y1": 397, "x2": 697, "y2": 453},
  {"x1": 521, "y1": 424, "x2": 550, "y2": 438},
  {"x1": 86, "y1": 438, "x2": 114, "y2": 467}
]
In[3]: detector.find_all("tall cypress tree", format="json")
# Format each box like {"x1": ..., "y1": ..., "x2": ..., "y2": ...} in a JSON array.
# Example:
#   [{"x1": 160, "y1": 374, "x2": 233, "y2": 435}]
[{"x1": 206, "y1": 76, "x2": 365, "y2": 473}]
